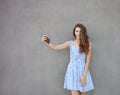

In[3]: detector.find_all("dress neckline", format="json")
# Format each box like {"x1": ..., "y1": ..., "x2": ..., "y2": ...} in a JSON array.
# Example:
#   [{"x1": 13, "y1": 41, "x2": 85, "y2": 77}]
[{"x1": 72, "y1": 40, "x2": 79, "y2": 49}]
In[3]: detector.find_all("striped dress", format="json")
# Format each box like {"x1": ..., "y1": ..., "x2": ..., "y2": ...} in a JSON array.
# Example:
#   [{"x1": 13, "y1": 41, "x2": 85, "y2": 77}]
[{"x1": 64, "y1": 40, "x2": 94, "y2": 92}]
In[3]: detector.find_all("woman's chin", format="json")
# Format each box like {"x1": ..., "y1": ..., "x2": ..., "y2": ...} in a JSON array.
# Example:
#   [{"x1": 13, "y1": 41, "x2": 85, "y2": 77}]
[{"x1": 76, "y1": 37, "x2": 80, "y2": 39}]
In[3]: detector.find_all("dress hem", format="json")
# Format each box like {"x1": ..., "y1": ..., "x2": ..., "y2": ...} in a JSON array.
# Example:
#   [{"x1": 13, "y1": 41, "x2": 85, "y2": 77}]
[{"x1": 63, "y1": 87, "x2": 94, "y2": 92}]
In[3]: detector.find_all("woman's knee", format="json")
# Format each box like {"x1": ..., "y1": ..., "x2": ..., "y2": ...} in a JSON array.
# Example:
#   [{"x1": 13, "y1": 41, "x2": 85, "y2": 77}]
[
  {"x1": 71, "y1": 90, "x2": 81, "y2": 95},
  {"x1": 81, "y1": 92, "x2": 86, "y2": 95}
]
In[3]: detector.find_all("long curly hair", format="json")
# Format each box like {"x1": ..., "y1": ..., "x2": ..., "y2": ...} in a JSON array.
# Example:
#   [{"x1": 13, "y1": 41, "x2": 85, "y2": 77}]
[{"x1": 73, "y1": 23, "x2": 89, "y2": 54}]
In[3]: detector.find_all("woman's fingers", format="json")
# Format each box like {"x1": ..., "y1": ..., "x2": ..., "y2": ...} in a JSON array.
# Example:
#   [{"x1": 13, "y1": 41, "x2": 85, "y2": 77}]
[
  {"x1": 80, "y1": 77, "x2": 86, "y2": 87},
  {"x1": 41, "y1": 35, "x2": 48, "y2": 43},
  {"x1": 81, "y1": 80, "x2": 85, "y2": 87},
  {"x1": 43, "y1": 36, "x2": 47, "y2": 40},
  {"x1": 42, "y1": 36, "x2": 45, "y2": 39},
  {"x1": 43, "y1": 34, "x2": 47, "y2": 37},
  {"x1": 82, "y1": 81, "x2": 86, "y2": 87}
]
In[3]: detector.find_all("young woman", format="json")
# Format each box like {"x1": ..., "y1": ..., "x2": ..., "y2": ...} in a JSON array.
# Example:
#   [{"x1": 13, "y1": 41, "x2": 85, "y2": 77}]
[{"x1": 41, "y1": 23, "x2": 94, "y2": 95}]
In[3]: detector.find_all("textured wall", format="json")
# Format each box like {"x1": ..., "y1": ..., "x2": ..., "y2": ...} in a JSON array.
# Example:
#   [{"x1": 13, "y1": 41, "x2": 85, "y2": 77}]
[{"x1": 0, "y1": 0, "x2": 120, "y2": 95}]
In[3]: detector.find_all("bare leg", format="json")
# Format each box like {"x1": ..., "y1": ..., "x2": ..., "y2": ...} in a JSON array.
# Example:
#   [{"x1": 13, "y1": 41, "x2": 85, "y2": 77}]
[
  {"x1": 71, "y1": 90, "x2": 81, "y2": 95},
  {"x1": 81, "y1": 92, "x2": 86, "y2": 95}
]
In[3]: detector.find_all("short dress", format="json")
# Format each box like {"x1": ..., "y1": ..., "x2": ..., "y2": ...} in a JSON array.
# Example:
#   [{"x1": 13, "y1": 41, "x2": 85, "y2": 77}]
[{"x1": 64, "y1": 40, "x2": 94, "y2": 92}]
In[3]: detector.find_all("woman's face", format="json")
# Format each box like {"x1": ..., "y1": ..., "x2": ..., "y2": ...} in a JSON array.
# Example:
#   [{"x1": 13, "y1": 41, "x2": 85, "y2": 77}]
[{"x1": 75, "y1": 27, "x2": 81, "y2": 39}]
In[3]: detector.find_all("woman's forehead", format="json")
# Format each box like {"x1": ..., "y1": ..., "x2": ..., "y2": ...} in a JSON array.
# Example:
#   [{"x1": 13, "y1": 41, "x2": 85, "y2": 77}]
[{"x1": 75, "y1": 27, "x2": 81, "y2": 31}]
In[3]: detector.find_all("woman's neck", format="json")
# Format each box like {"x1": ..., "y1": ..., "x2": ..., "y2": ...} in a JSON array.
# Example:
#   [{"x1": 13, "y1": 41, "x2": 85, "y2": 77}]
[
  {"x1": 74, "y1": 38, "x2": 80, "y2": 44},
  {"x1": 75, "y1": 38, "x2": 80, "y2": 42}
]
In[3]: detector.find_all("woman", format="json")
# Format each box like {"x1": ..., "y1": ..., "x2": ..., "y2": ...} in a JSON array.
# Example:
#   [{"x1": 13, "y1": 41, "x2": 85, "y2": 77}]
[{"x1": 41, "y1": 23, "x2": 94, "y2": 95}]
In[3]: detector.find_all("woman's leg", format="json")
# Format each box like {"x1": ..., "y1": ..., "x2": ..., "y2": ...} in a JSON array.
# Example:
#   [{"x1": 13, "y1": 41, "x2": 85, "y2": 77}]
[
  {"x1": 71, "y1": 90, "x2": 81, "y2": 95},
  {"x1": 81, "y1": 92, "x2": 86, "y2": 95}
]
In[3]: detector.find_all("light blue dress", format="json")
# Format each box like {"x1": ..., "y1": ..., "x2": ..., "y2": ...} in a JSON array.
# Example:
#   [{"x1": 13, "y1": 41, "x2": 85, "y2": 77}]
[{"x1": 64, "y1": 40, "x2": 94, "y2": 92}]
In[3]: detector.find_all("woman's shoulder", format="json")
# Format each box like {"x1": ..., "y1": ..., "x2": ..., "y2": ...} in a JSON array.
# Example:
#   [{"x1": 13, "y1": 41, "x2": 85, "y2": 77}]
[
  {"x1": 89, "y1": 41, "x2": 92, "y2": 45},
  {"x1": 64, "y1": 40, "x2": 73, "y2": 48},
  {"x1": 88, "y1": 41, "x2": 92, "y2": 49}
]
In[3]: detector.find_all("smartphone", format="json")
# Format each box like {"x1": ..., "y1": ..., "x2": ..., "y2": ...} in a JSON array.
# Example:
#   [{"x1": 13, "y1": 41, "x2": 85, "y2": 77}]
[{"x1": 44, "y1": 36, "x2": 50, "y2": 44}]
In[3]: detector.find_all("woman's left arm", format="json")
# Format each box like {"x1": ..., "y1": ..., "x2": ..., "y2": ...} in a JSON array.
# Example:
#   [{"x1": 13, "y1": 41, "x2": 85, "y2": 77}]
[{"x1": 83, "y1": 42, "x2": 92, "y2": 76}]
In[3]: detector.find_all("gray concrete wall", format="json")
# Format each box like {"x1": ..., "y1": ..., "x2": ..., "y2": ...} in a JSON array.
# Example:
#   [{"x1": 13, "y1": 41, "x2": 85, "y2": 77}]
[{"x1": 0, "y1": 0, "x2": 120, "y2": 95}]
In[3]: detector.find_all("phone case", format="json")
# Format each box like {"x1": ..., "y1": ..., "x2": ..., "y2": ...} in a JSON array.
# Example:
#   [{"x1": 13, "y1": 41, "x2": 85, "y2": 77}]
[{"x1": 44, "y1": 36, "x2": 50, "y2": 44}]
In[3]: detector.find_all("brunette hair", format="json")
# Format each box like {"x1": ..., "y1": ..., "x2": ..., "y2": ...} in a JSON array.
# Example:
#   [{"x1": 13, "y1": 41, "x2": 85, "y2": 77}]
[{"x1": 73, "y1": 23, "x2": 90, "y2": 54}]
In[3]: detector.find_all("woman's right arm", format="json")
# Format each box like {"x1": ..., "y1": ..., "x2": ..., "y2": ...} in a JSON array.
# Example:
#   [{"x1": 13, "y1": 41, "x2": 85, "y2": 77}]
[{"x1": 41, "y1": 35, "x2": 70, "y2": 50}]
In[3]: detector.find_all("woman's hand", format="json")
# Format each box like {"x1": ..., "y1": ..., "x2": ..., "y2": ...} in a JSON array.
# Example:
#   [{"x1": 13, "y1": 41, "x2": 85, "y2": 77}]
[
  {"x1": 41, "y1": 34, "x2": 70, "y2": 50},
  {"x1": 80, "y1": 75, "x2": 86, "y2": 87},
  {"x1": 41, "y1": 35, "x2": 48, "y2": 44}
]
